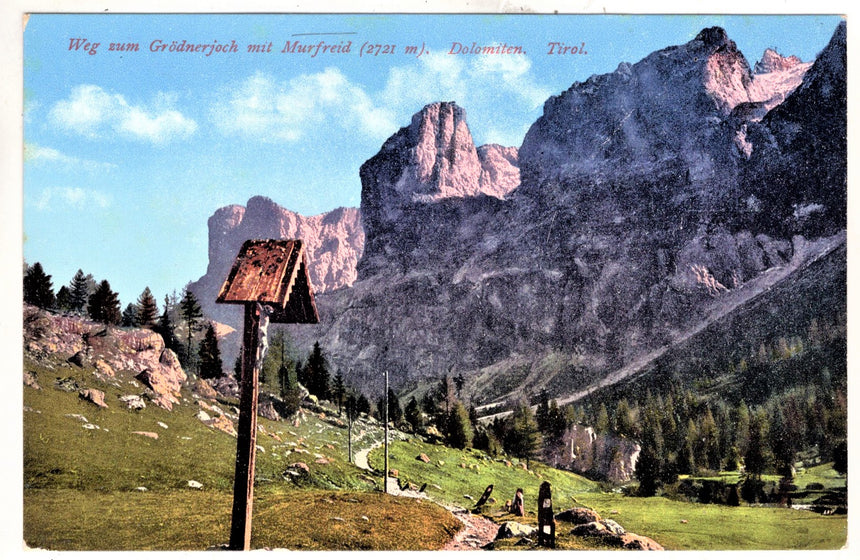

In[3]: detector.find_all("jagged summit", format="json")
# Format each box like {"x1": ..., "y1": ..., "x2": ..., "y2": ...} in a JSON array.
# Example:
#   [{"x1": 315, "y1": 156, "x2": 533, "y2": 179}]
[
  {"x1": 754, "y1": 48, "x2": 804, "y2": 74},
  {"x1": 694, "y1": 26, "x2": 731, "y2": 47}
]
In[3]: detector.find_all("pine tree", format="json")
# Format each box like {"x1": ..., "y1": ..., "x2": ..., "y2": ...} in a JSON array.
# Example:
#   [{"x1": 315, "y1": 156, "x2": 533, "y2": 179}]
[
  {"x1": 446, "y1": 401, "x2": 473, "y2": 449},
  {"x1": 595, "y1": 403, "x2": 610, "y2": 434},
  {"x1": 136, "y1": 287, "x2": 159, "y2": 329},
  {"x1": 304, "y1": 342, "x2": 330, "y2": 400},
  {"x1": 387, "y1": 388, "x2": 403, "y2": 425},
  {"x1": 87, "y1": 280, "x2": 121, "y2": 325},
  {"x1": 745, "y1": 409, "x2": 771, "y2": 480},
  {"x1": 55, "y1": 285, "x2": 72, "y2": 311},
  {"x1": 356, "y1": 393, "x2": 371, "y2": 416},
  {"x1": 332, "y1": 372, "x2": 346, "y2": 415},
  {"x1": 614, "y1": 399, "x2": 635, "y2": 438},
  {"x1": 636, "y1": 406, "x2": 665, "y2": 496},
  {"x1": 198, "y1": 323, "x2": 224, "y2": 379},
  {"x1": 404, "y1": 396, "x2": 422, "y2": 431},
  {"x1": 154, "y1": 300, "x2": 183, "y2": 356},
  {"x1": 69, "y1": 269, "x2": 90, "y2": 312},
  {"x1": 505, "y1": 400, "x2": 543, "y2": 467},
  {"x1": 179, "y1": 287, "x2": 204, "y2": 371},
  {"x1": 23, "y1": 262, "x2": 55, "y2": 309},
  {"x1": 121, "y1": 303, "x2": 139, "y2": 327}
]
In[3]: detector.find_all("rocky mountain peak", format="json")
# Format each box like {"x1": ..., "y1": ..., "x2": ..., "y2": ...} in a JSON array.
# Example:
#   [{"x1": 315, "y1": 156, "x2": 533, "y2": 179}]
[
  {"x1": 754, "y1": 48, "x2": 804, "y2": 74},
  {"x1": 694, "y1": 26, "x2": 731, "y2": 48}
]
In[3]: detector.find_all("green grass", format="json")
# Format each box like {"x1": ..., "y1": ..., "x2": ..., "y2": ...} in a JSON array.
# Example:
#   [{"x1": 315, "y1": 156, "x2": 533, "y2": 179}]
[
  {"x1": 23, "y1": 356, "x2": 848, "y2": 551},
  {"x1": 572, "y1": 493, "x2": 847, "y2": 550},
  {"x1": 367, "y1": 438, "x2": 599, "y2": 509},
  {"x1": 24, "y1": 487, "x2": 460, "y2": 550}
]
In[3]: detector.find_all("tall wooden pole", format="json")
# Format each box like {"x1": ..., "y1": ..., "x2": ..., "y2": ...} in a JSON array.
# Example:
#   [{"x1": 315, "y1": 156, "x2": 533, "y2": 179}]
[
  {"x1": 229, "y1": 303, "x2": 261, "y2": 551},
  {"x1": 384, "y1": 369, "x2": 389, "y2": 494}
]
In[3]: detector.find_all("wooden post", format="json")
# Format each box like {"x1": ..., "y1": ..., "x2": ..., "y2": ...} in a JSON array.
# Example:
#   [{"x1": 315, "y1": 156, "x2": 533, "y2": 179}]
[
  {"x1": 229, "y1": 303, "x2": 261, "y2": 551},
  {"x1": 537, "y1": 481, "x2": 556, "y2": 548},
  {"x1": 384, "y1": 369, "x2": 389, "y2": 494}
]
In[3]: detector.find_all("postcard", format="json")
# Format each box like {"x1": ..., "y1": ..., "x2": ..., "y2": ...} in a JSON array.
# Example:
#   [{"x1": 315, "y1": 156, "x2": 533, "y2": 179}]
[{"x1": 16, "y1": 6, "x2": 849, "y2": 553}]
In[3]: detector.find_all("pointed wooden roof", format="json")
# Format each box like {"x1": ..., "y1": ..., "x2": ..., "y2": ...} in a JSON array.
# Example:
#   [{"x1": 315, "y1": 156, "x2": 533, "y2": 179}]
[{"x1": 216, "y1": 239, "x2": 319, "y2": 324}]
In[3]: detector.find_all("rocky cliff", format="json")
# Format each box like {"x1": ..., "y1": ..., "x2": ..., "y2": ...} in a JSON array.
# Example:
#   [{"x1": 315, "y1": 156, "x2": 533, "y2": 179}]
[
  {"x1": 190, "y1": 197, "x2": 365, "y2": 328},
  {"x1": 200, "y1": 25, "x2": 844, "y2": 409}
]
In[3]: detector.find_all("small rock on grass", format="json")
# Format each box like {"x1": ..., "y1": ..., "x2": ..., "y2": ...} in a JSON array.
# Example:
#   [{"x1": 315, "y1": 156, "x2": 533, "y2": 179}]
[{"x1": 188, "y1": 480, "x2": 203, "y2": 489}]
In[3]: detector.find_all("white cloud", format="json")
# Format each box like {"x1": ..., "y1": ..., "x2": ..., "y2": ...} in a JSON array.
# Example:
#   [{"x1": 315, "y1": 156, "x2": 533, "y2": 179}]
[
  {"x1": 49, "y1": 85, "x2": 197, "y2": 143},
  {"x1": 31, "y1": 186, "x2": 112, "y2": 211},
  {"x1": 24, "y1": 143, "x2": 117, "y2": 172},
  {"x1": 210, "y1": 69, "x2": 398, "y2": 142}
]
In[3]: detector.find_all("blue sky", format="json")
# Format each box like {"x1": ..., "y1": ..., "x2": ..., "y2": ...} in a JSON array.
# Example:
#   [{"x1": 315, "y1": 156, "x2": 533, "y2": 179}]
[{"x1": 22, "y1": 13, "x2": 843, "y2": 307}]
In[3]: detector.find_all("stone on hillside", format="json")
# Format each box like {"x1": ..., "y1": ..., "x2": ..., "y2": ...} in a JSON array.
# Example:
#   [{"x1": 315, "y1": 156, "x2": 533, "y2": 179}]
[
  {"x1": 496, "y1": 521, "x2": 537, "y2": 540},
  {"x1": 119, "y1": 394, "x2": 146, "y2": 410},
  {"x1": 602, "y1": 519, "x2": 626, "y2": 536},
  {"x1": 417, "y1": 453, "x2": 431, "y2": 463},
  {"x1": 603, "y1": 533, "x2": 664, "y2": 551},
  {"x1": 192, "y1": 377, "x2": 218, "y2": 399},
  {"x1": 67, "y1": 351, "x2": 88, "y2": 368},
  {"x1": 315, "y1": 457, "x2": 330, "y2": 464},
  {"x1": 135, "y1": 487, "x2": 148, "y2": 492},
  {"x1": 187, "y1": 480, "x2": 203, "y2": 489},
  {"x1": 157, "y1": 422, "x2": 169, "y2": 429},
  {"x1": 555, "y1": 507, "x2": 602, "y2": 525},
  {"x1": 570, "y1": 522, "x2": 611, "y2": 537},
  {"x1": 79, "y1": 388, "x2": 108, "y2": 408},
  {"x1": 65, "y1": 413, "x2": 88, "y2": 423},
  {"x1": 94, "y1": 359, "x2": 115, "y2": 378},
  {"x1": 132, "y1": 431, "x2": 159, "y2": 440},
  {"x1": 82, "y1": 423, "x2": 100, "y2": 430},
  {"x1": 258, "y1": 400, "x2": 281, "y2": 421},
  {"x1": 23, "y1": 371, "x2": 41, "y2": 390},
  {"x1": 288, "y1": 462, "x2": 310, "y2": 474},
  {"x1": 196, "y1": 409, "x2": 212, "y2": 422},
  {"x1": 205, "y1": 415, "x2": 237, "y2": 437},
  {"x1": 54, "y1": 377, "x2": 79, "y2": 392}
]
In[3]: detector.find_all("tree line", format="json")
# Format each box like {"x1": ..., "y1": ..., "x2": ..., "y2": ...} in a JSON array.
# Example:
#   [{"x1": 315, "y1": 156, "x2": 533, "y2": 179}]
[{"x1": 23, "y1": 261, "x2": 223, "y2": 378}]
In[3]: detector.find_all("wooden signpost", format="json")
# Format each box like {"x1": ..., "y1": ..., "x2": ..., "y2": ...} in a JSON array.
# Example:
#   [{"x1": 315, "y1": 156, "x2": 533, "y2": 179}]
[
  {"x1": 217, "y1": 239, "x2": 319, "y2": 551},
  {"x1": 537, "y1": 481, "x2": 556, "y2": 548}
]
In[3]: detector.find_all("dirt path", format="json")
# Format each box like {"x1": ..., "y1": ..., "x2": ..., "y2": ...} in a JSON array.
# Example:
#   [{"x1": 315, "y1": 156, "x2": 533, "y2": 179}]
[
  {"x1": 442, "y1": 507, "x2": 500, "y2": 550},
  {"x1": 352, "y1": 441, "x2": 500, "y2": 550}
]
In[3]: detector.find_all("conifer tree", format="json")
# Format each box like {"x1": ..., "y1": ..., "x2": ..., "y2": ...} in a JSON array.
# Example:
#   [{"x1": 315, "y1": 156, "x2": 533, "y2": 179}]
[
  {"x1": 136, "y1": 286, "x2": 159, "y2": 329},
  {"x1": 55, "y1": 286, "x2": 72, "y2": 311},
  {"x1": 304, "y1": 342, "x2": 330, "y2": 399},
  {"x1": 87, "y1": 280, "x2": 121, "y2": 325},
  {"x1": 69, "y1": 269, "x2": 90, "y2": 312},
  {"x1": 505, "y1": 400, "x2": 543, "y2": 467},
  {"x1": 198, "y1": 323, "x2": 224, "y2": 379},
  {"x1": 23, "y1": 262, "x2": 55, "y2": 309},
  {"x1": 122, "y1": 302, "x2": 139, "y2": 327},
  {"x1": 446, "y1": 401, "x2": 473, "y2": 449},
  {"x1": 332, "y1": 372, "x2": 346, "y2": 415},
  {"x1": 404, "y1": 396, "x2": 422, "y2": 430},
  {"x1": 179, "y1": 287, "x2": 204, "y2": 371}
]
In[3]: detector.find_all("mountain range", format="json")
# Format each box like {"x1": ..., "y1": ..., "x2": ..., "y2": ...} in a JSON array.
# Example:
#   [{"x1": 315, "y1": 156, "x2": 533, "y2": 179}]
[{"x1": 191, "y1": 23, "x2": 846, "y2": 407}]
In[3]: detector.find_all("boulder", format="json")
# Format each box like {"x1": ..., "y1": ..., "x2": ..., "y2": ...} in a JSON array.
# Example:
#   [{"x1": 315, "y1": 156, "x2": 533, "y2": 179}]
[
  {"x1": 555, "y1": 507, "x2": 602, "y2": 525},
  {"x1": 192, "y1": 377, "x2": 218, "y2": 399},
  {"x1": 416, "y1": 453, "x2": 431, "y2": 463},
  {"x1": 79, "y1": 388, "x2": 108, "y2": 408},
  {"x1": 496, "y1": 522, "x2": 537, "y2": 540},
  {"x1": 187, "y1": 480, "x2": 203, "y2": 490},
  {"x1": 258, "y1": 400, "x2": 282, "y2": 422},
  {"x1": 23, "y1": 371, "x2": 41, "y2": 390},
  {"x1": 603, "y1": 533, "x2": 664, "y2": 551},
  {"x1": 602, "y1": 519, "x2": 626, "y2": 536},
  {"x1": 570, "y1": 522, "x2": 611, "y2": 537},
  {"x1": 288, "y1": 462, "x2": 310, "y2": 474},
  {"x1": 54, "y1": 377, "x2": 79, "y2": 392},
  {"x1": 132, "y1": 431, "x2": 159, "y2": 439},
  {"x1": 119, "y1": 394, "x2": 146, "y2": 410},
  {"x1": 94, "y1": 359, "x2": 115, "y2": 377},
  {"x1": 205, "y1": 415, "x2": 237, "y2": 437},
  {"x1": 67, "y1": 351, "x2": 88, "y2": 368}
]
